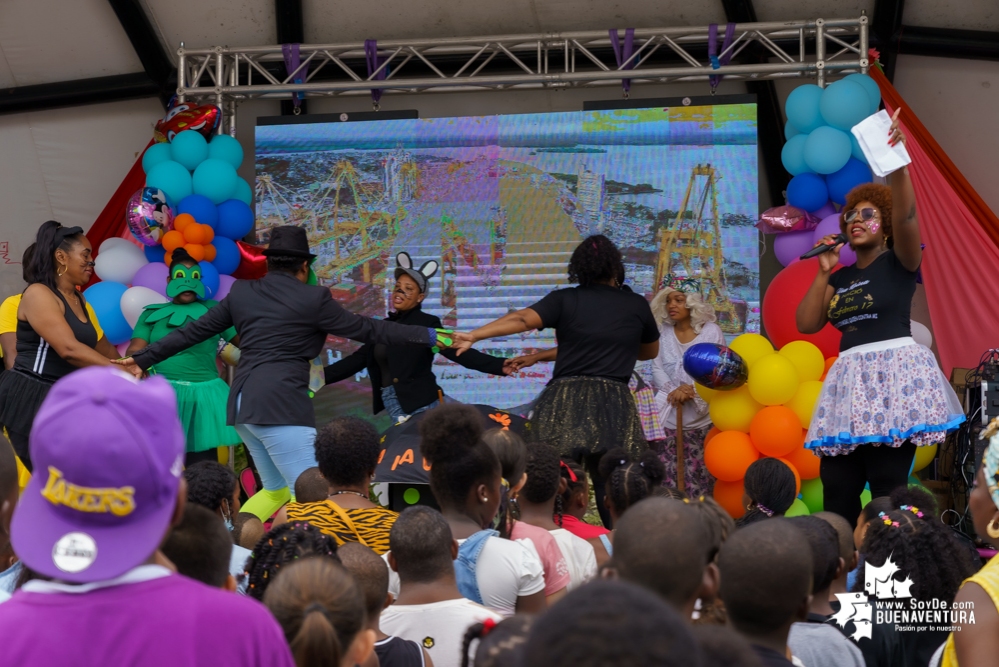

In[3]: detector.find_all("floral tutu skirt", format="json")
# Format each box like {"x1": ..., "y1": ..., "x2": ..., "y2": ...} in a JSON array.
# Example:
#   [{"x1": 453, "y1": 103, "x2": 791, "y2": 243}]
[{"x1": 805, "y1": 337, "x2": 965, "y2": 456}]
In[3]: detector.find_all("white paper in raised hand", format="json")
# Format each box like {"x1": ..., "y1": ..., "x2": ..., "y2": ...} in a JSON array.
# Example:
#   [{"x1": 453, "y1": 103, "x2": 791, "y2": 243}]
[{"x1": 851, "y1": 109, "x2": 912, "y2": 177}]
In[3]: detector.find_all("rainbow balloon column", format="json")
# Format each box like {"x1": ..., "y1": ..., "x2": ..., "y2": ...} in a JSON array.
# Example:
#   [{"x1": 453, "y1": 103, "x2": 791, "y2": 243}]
[
  {"x1": 773, "y1": 73, "x2": 882, "y2": 269},
  {"x1": 83, "y1": 118, "x2": 255, "y2": 351},
  {"x1": 697, "y1": 334, "x2": 830, "y2": 520}
]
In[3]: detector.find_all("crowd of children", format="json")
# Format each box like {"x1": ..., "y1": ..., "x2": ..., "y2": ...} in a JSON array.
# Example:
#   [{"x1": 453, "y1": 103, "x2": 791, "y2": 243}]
[{"x1": 0, "y1": 366, "x2": 996, "y2": 667}]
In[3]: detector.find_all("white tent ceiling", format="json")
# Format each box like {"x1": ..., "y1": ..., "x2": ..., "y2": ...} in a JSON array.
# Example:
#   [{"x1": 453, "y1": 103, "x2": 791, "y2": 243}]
[{"x1": 0, "y1": 0, "x2": 996, "y2": 299}]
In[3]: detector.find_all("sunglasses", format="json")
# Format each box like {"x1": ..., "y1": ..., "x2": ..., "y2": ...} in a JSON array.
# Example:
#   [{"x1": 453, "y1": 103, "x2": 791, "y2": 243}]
[{"x1": 843, "y1": 207, "x2": 880, "y2": 223}]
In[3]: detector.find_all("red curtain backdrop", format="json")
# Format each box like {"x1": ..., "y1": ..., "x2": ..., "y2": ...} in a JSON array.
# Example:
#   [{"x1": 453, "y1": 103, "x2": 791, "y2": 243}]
[{"x1": 871, "y1": 67, "x2": 999, "y2": 377}]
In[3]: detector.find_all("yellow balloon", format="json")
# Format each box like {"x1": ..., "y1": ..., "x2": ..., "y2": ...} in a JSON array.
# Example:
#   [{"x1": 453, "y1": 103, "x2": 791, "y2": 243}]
[
  {"x1": 784, "y1": 380, "x2": 824, "y2": 427},
  {"x1": 695, "y1": 383, "x2": 717, "y2": 403},
  {"x1": 217, "y1": 446, "x2": 229, "y2": 466},
  {"x1": 748, "y1": 353, "x2": 800, "y2": 406},
  {"x1": 729, "y1": 333, "x2": 775, "y2": 368},
  {"x1": 779, "y1": 341, "x2": 825, "y2": 383},
  {"x1": 912, "y1": 443, "x2": 938, "y2": 473},
  {"x1": 709, "y1": 387, "x2": 763, "y2": 433}
]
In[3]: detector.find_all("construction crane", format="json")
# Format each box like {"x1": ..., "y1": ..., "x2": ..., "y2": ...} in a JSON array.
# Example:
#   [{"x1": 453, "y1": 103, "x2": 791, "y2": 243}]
[
  {"x1": 655, "y1": 164, "x2": 744, "y2": 334},
  {"x1": 439, "y1": 213, "x2": 504, "y2": 327}
]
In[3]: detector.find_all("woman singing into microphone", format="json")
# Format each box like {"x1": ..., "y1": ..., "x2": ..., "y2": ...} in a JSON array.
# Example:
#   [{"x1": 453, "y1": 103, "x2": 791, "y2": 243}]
[{"x1": 796, "y1": 111, "x2": 964, "y2": 522}]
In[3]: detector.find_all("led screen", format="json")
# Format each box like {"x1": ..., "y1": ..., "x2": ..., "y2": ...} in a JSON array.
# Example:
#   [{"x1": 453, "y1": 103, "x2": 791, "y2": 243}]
[{"x1": 256, "y1": 102, "x2": 759, "y2": 426}]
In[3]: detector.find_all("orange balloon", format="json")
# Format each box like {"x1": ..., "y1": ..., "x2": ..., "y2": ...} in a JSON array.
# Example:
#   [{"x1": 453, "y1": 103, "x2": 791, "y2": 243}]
[
  {"x1": 183, "y1": 223, "x2": 208, "y2": 244},
  {"x1": 173, "y1": 213, "x2": 195, "y2": 232},
  {"x1": 776, "y1": 457, "x2": 801, "y2": 495},
  {"x1": 713, "y1": 479, "x2": 746, "y2": 519},
  {"x1": 786, "y1": 441, "x2": 821, "y2": 480},
  {"x1": 162, "y1": 230, "x2": 185, "y2": 252},
  {"x1": 749, "y1": 406, "x2": 803, "y2": 457},
  {"x1": 704, "y1": 431, "x2": 760, "y2": 482},
  {"x1": 163, "y1": 250, "x2": 173, "y2": 266},
  {"x1": 184, "y1": 243, "x2": 206, "y2": 262},
  {"x1": 822, "y1": 356, "x2": 838, "y2": 380},
  {"x1": 201, "y1": 224, "x2": 215, "y2": 243},
  {"x1": 704, "y1": 426, "x2": 721, "y2": 446},
  {"x1": 203, "y1": 243, "x2": 217, "y2": 262}
]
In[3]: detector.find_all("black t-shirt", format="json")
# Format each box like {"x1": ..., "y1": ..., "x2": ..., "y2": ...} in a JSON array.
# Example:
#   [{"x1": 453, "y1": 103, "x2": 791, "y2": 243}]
[
  {"x1": 529, "y1": 284, "x2": 659, "y2": 383},
  {"x1": 827, "y1": 249, "x2": 917, "y2": 352}
]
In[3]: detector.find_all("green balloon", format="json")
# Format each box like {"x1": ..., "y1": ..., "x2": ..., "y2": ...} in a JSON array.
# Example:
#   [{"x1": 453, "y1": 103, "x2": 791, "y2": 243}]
[
  {"x1": 403, "y1": 487, "x2": 421, "y2": 505},
  {"x1": 860, "y1": 488, "x2": 872, "y2": 508},
  {"x1": 786, "y1": 498, "x2": 810, "y2": 517},
  {"x1": 800, "y1": 478, "x2": 824, "y2": 513}
]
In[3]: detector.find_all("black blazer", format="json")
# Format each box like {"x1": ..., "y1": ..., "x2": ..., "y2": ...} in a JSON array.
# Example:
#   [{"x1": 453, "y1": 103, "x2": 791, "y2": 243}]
[
  {"x1": 325, "y1": 306, "x2": 505, "y2": 415},
  {"x1": 133, "y1": 272, "x2": 430, "y2": 428}
]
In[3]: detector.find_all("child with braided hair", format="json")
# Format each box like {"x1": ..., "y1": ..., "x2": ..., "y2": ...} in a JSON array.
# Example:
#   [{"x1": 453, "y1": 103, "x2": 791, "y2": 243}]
[
  {"x1": 461, "y1": 615, "x2": 534, "y2": 667},
  {"x1": 736, "y1": 458, "x2": 798, "y2": 527},
  {"x1": 243, "y1": 522, "x2": 339, "y2": 601},
  {"x1": 596, "y1": 448, "x2": 666, "y2": 555}
]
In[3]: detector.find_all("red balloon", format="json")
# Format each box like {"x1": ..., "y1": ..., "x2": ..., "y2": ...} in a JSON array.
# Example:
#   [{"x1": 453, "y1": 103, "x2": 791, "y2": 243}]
[
  {"x1": 154, "y1": 102, "x2": 221, "y2": 143},
  {"x1": 762, "y1": 258, "x2": 843, "y2": 358},
  {"x1": 232, "y1": 240, "x2": 268, "y2": 280}
]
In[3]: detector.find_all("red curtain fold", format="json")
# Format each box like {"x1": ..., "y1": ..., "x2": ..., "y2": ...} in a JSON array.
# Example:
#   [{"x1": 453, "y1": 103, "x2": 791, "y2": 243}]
[{"x1": 870, "y1": 67, "x2": 999, "y2": 376}]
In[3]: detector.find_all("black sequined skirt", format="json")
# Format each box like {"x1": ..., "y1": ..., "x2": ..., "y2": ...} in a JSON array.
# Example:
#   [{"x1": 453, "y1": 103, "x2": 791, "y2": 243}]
[{"x1": 530, "y1": 376, "x2": 647, "y2": 460}]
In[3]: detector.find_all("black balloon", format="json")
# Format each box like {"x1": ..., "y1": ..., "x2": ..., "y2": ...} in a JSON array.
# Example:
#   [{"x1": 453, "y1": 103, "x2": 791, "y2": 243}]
[{"x1": 682, "y1": 343, "x2": 748, "y2": 391}]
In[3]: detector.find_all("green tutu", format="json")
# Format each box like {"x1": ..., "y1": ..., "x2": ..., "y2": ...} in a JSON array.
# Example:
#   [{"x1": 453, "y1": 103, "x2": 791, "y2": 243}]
[{"x1": 168, "y1": 377, "x2": 240, "y2": 453}]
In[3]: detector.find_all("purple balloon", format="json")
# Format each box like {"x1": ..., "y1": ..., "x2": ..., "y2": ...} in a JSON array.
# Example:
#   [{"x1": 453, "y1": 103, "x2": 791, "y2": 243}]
[
  {"x1": 131, "y1": 262, "x2": 170, "y2": 298},
  {"x1": 215, "y1": 274, "x2": 237, "y2": 301},
  {"x1": 812, "y1": 213, "x2": 857, "y2": 266},
  {"x1": 774, "y1": 230, "x2": 816, "y2": 267},
  {"x1": 812, "y1": 201, "x2": 837, "y2": 219}
]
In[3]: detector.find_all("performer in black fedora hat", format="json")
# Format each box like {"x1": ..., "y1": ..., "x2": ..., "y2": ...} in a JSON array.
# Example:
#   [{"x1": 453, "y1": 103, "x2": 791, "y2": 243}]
[
  {"x1": 325, "y1": 251, "x2": 515, "y2": 420},
  {"x1": 118, "y1": 226, "x2": 467, "y2": 520}
]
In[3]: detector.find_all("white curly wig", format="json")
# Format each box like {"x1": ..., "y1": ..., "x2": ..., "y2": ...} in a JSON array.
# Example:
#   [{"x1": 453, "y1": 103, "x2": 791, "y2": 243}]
[{"x1": 650, "y1": 289, "x2": 717, "y2": 333}]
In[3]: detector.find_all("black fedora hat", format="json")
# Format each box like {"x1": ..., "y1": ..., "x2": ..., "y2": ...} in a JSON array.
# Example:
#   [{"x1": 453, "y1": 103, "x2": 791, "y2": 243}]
[{"x1": 262, "y1": 226, "x2": 316, "y2": 259}]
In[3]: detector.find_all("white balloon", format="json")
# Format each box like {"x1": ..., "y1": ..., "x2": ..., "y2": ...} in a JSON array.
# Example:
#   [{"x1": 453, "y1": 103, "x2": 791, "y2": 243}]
[
  {"x1": 98, "y1": 237, "x2": 135, "y2": 254},
  {"x1": 911, "y1": 320, "x2": 933, "y2": 348},
  {"x1": 120, "y1": 286, "x2": 169, "y2": 328},
  {"x1": 94, "y1": 244, "x2": 148, "y2": 285}
]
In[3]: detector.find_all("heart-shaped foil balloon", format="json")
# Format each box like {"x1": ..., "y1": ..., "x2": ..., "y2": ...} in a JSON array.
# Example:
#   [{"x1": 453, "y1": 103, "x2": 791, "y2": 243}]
[
  {"x1": 231, "y1": 241, "x2": 268, "y2": 280},
  {"x1": 154, "y1": 102, "x2": 221, "y2": 143},
  {"x1": 756, "y1": 205, "x2": 820, "y2": 234}
]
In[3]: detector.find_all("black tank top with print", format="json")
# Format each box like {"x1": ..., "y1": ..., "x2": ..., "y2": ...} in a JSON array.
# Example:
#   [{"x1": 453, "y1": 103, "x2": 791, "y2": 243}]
[{"x1": 13, "y1": 287, "x2": 98, "y2": 383}]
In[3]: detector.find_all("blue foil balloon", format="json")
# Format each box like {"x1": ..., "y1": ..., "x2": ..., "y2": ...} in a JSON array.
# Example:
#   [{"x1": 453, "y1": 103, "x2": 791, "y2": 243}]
[{"x1": 682, "y1": 343, "x2": 749, "y2": 391}]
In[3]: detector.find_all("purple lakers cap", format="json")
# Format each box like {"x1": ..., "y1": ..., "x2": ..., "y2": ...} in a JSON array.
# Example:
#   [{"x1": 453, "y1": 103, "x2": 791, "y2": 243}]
[{"x1": 11, "y1": 366, "x2": 185, "y2": 583}]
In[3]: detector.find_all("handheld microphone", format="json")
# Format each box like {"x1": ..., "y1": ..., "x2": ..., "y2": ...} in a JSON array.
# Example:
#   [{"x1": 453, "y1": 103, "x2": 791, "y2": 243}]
[{"x1": 799, "y1": 233, "x2": 848, "y2": 260}]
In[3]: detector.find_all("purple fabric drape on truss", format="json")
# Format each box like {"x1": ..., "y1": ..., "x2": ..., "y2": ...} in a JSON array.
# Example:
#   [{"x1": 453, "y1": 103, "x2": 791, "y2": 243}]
[{"x1": 609, "y1": 28, "x2": 636, "y2": 94}]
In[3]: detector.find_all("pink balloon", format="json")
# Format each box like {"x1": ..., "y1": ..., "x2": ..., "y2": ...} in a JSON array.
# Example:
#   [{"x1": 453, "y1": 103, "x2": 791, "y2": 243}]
[
  {"x1": 215, "y1": 274, "x2": 237, "y2": 300},
  {"x1": 774, "y1": 230, "x2": 816, "y2": 267},
  {"x1": 812, "y1": 213, "x2": 856, "y2": 266},
  {"x1": 116, "y1": 341, "x2": 129, "y2": 357},
  {"x1": 131, "y1": 262, "x2": 169, "y2": 298},
  {"x1": 813, "y1": 201, "x2": 837, "y2": 219}
]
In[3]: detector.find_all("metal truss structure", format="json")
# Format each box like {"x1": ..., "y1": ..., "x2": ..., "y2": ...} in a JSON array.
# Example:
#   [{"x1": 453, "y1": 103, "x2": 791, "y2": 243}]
[{"x1": 176, "y1": 15, "x2": 868, "y2": 132}]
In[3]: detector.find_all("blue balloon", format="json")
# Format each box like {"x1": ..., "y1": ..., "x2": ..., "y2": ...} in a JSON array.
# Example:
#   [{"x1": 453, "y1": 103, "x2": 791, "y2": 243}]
[
  {"x1": 208, "y1": 134, "x2": 244, "y2": 169},
  {"x1": 177, "y1": 194, "x2": 219, "y2": 228},
  {"x1": 785, "y1": 84, "x2": 825, "y2": 134},
  {"x1": 141, "y1": 143, "x2": 173, "y2": 174},
  {"x1": 216, "y1": 199, "x2": 254, "y2": 240},
  {"x1": 143, "y1": 244, "x2": 167, "y2": 263},
  {"x1": 232, "y1": 177, "x2": 253, "y2": 205},
  {"x1": 83, "y1": 281, "x2": 131, "y2": 345},
  {"x1": 210, "y1": 236, "x2": 241, "y2": 275},
  {"x1": 784, "y1": 121, "x2": 800, "y2": 141},
  {"x1": 819, "y1": 79, "x2": 872, "y2": 132},
  {"x1": 197, "y1": 261, "x2": 221, "y2": 299},
  {"x1": 827, "y1": 158, "x2": 873, "y2": 205},
  {"x1": 145, "y1": 160, "x2": 193, "y2": 204},
  {"x1": 787, "y1": 173, "x2": 829, "y2": 213},
  {"x1": 850, "y1": 133, "x2": 867, "y2": 164},
  {"x1": 682, "y1": 343, "x2": 748, "y2": 390},
  {"x1": 192, "y1": 159, "x2": 238, "y2": 204},
  {"x1": 170, "y1": 130, "x2": 209, "y2": 171},
  {"x1": 845, "y1": 73, "x2": 881, "y2": 115},
  {"x1": 804, "y1": 126, "x2": 852, "y2": 174},
  {"x1": 781, "y1": 135, "x2": 811, "y2": 176}
]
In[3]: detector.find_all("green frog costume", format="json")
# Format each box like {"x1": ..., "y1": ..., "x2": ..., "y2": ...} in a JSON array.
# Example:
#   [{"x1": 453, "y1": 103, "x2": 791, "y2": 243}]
[{"x1": 131, "y1": 263, "x2": 240, "y2": 453}]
